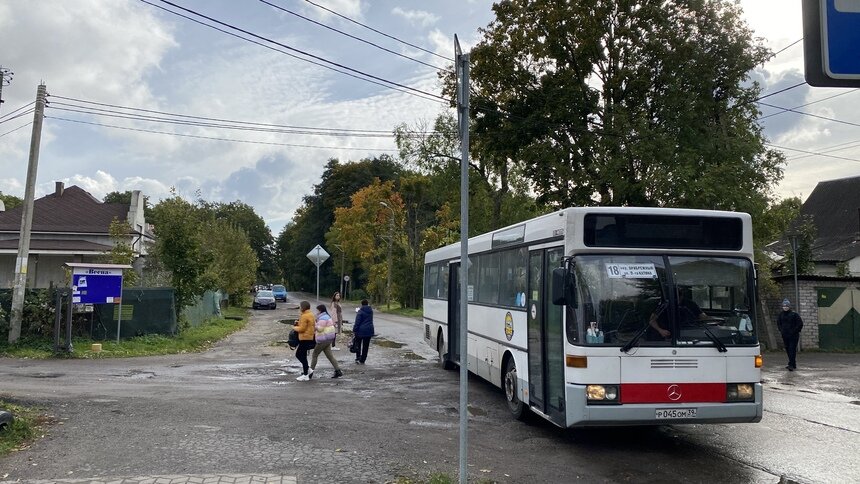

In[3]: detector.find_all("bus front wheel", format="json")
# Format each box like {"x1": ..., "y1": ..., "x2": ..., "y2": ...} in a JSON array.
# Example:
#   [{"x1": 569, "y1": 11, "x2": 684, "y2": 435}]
[{"x1": 504, "y1": 358, "x2": 528, "y2": 420}]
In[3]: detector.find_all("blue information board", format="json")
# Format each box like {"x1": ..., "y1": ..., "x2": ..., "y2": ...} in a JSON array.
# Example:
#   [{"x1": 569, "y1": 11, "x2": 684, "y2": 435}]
[
  {"x1": 71, "y1": 268, "x2": 123, "y2": 304},
  {"x1": 822, "y1": 0, "x2": 860, "y2": 79}
]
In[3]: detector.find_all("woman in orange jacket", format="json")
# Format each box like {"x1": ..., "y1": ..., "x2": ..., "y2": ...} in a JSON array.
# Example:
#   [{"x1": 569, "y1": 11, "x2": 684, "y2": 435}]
[{"x1": 294, "y1": 300, "x2": 316, "y2": 381}]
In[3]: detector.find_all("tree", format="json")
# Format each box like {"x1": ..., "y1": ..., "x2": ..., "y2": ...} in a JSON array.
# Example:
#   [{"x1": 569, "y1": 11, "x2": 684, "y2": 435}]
[
  {"x1": 103, "y1": 191, "x2": 150, "y2": 213},
  {"x1": 276, "y1": 156, "x2": 403, "y2": 294},
  {"x1": 201, "y1": 220, "x2": 258, "y2": 305},
  {"x1": 466, "y1": 0, "x2": 784, "y2": 215},
  {"x1": 103, "y1": 217, "x2": 139, "y2": 287},
  {"x1": 201, "y1": 200, "x2": 274, "y2": 283},
  {"x1": 0, "y1": 192, "x2": 23, "y2": 210},
  {"x1": 148, "y1": 194, "x2": 211, "y2": 312}
]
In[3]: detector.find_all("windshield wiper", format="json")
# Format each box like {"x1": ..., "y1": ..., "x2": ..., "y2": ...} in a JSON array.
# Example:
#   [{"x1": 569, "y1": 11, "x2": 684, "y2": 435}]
[
  {"x1": 687, "y1": 318, "x2": 728, "y2": 352},
  {"x1": 620, "y1": 322, "x2": 650, "y2": 353}
]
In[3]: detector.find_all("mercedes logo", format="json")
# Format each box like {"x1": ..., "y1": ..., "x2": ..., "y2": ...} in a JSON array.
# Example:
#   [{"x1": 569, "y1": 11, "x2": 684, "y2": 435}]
[{"x1": 667, "y1": 384, "x2": 682, "y2": 401}]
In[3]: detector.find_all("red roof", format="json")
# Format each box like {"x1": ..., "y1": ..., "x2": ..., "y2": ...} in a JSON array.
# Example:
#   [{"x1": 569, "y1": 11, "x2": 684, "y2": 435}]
[{"x1": 0, "y1": 186, "x2": 128, "y2": 234}]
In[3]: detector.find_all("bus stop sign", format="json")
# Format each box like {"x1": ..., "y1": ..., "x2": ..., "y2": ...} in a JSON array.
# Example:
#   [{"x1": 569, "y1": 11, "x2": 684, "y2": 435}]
[
  {"x1": 71, "y1": 266, "x2": 123, "y2": 304},
  {"x1": 803, "y1": 0, "x2": 860, "y2": 86}
]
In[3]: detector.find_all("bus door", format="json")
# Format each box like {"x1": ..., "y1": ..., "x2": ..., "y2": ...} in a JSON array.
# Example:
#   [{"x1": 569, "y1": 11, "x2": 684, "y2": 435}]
[
  {"x1": 527, "y1": 247, "x2": 566, "y2": 425},
  {"x1": 447, "y1": 262, "x2": 461, "y2": 364}
]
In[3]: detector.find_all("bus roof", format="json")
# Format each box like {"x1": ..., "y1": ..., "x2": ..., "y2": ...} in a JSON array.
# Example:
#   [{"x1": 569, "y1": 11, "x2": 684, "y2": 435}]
[{"x1": 424, "y1": 206, "x2": 752, "y2": 263}]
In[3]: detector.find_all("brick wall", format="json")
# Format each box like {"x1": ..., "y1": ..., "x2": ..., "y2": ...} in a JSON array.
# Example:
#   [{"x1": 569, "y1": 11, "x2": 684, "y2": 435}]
[{"x1": 768, "y1": 279, "x2": 858, "y2": 350}]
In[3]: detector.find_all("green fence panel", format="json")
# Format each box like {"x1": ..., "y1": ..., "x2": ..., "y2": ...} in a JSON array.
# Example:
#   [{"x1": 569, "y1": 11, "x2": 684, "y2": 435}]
[
  {"x1": 94, "y1": 288, "x2": 177, "y2": 340},
  {"x1": 181, "y1": 290, "x2": 223, "y2": 328}
]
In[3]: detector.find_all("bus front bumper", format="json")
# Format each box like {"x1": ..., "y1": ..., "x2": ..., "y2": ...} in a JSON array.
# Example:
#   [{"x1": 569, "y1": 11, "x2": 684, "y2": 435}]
[{"x1": 564, "y1": 383, "x2": 763, "y2": 427}]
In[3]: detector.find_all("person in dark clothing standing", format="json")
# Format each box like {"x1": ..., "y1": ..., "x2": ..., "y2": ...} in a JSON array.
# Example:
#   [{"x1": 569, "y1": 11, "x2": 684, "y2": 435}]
[
  {"x1": 777, "y1": 298, "x2": 803, "y2": 371},
  {"x1": 352, "y1": 299, "x2": 374, "y2": 364}
]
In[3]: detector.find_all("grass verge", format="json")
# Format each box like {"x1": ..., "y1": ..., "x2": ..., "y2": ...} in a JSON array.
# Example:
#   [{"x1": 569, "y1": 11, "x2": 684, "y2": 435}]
[
  {"x1": 373, "y1": 301, "x2": 423, "y2": 318},
  {"x1": 0, "y1": 400, "x2": 53, "y2": 456},
  {"x1": 0, "y1": 306, "x2": 248, "y2": 359}
]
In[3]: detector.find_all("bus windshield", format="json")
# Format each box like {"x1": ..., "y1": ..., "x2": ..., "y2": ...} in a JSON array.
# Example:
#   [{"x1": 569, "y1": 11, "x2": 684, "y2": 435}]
[{"x1": 572, "y1": 255, "x2": 757, "y2": 347}]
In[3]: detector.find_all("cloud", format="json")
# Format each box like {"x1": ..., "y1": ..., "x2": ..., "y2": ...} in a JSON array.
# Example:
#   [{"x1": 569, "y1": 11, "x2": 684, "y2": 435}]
[
  {"x1": 301, "y1": 0, "x2": 364, "y2": 22},
  {"x1": 391, "y1": 7, "x2": 440, "y2": 27}
]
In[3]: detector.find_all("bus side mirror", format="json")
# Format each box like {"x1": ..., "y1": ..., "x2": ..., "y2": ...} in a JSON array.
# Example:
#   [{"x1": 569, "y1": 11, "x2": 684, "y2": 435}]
[{"x1": 552, "y1": 267, "x2": 576, "y2": 307}]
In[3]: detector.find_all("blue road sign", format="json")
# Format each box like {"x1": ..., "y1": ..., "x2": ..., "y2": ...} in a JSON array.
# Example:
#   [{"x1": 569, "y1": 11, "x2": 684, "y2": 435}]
[
  {"x1": 71, "y1": 267, "x2": 123, "y2": 304},
  {"x1": 822, "y1": 0, "x2": 860, "y2": 79}
]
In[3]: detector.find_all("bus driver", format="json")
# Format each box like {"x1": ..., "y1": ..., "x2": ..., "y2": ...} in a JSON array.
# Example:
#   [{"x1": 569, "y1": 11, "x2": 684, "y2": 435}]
[{"x1": 649, "y1": 286, "x2": 709, "y2": 339}]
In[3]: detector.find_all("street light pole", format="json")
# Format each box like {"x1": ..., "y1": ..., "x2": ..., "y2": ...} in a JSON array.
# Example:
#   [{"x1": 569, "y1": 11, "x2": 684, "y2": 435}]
[{"x1": 380, "y1": 201, "x2": 395, "y2": 310}]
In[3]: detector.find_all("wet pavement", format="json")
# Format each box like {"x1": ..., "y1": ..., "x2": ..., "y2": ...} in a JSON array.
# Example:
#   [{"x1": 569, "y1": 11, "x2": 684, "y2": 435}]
[{"x1": 1, "y1": 294, "x2": 859, "y2": 483}]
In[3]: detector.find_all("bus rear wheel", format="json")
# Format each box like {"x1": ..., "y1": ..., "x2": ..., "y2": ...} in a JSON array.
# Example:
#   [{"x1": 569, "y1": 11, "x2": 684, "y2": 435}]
[
  {"x1": 504, "y1": 358, "x2": 528, "y2": 420},
  {"x1": 438, "y1": 334, "x2": 455, "y2": 370}
]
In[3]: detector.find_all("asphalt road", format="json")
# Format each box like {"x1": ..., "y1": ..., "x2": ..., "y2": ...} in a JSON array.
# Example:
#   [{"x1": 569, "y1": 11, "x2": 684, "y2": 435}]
[{"x1": 1, "y1": 294, "x2": 859, "y2": 483}]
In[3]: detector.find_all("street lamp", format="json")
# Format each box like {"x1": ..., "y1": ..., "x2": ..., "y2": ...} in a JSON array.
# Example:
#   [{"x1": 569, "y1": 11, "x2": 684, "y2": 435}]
[
  {"x1": 334, "y1": 244, "x2": 346, "y2": 297},
  {"x1": 380, "y1": 201, "x2": 395, "y2": 310}
]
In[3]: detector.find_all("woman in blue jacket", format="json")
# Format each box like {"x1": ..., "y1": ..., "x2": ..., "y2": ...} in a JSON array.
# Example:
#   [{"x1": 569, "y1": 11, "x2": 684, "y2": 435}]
[{"x1": 352, "y1": 299, "x2": 374, "y2": 364}]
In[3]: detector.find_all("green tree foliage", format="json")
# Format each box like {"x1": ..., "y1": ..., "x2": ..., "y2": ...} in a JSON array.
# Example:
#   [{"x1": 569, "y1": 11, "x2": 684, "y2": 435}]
[
  {"x1": 200, "y1": 220, "x2": 258, "y2": 305},
  {"x1": 755, "y1": 197, "x2": 802, "y2": 296},
  {"x1": 149, "y1": 195, "x2": 211, "y2": 312},
  {"x1": 785, "y1": 215, "x2": 817, "y2": 275},
  {"x1": 0, "y1": 192, "x2": 23, "y2": 210},
  {"x1": 465, "y1": 0, "x2": 784, "y2": 215},
  {"x1": 395, "y1": 113, "x2": 539, "y2": 235},
  {"x1": 201, "y1": 200, "x2": 275, "y2": 283},
  {"x1": 103, "y1": 191, "x2": 150, "y2": 213},
  {"x1": 276, "y1": 156, "x2": 402, "y2": 294},
  {"x1": 103, "y1": 217, "x2": 139, "y2": 287}
]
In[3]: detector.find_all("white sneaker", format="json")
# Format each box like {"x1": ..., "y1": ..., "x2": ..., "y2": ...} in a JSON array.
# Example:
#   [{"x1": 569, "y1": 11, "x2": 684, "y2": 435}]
[
  {"x1": 332, "y1": 346, "x2": 341, "y2": 351},
  {"x1": 296, "y1": 374, "x2": 309, "y2": 381}
]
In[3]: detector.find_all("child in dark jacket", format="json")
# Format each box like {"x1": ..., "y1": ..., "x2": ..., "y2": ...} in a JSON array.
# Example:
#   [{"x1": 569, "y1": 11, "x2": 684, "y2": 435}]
[{"x1": 352, "y1": 299, "x2": 374, "y2": 364}]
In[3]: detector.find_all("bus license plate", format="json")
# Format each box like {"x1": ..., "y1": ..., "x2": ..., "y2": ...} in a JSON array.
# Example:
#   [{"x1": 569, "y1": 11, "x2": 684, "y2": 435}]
[{"x1": 655, "y1": 408, "x2": 697, "y2": 419}]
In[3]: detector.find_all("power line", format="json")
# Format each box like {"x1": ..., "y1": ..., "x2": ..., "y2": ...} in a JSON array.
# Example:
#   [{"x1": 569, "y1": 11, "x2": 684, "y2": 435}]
[
  {"x1": 766, "y1": 142, "x2": 860, "y2": 164},
  {"x1": 47, "y1": 104, "x2": 402, "y2": 138},
  {"x1": 140, "y1": 0, "x2": 443, "y2": 104},
  {"x1": 759, "y1": 89, "x2": 859, "y2": 120},
  {"x1": 302, "y1": 0, "x2": 452, "y2": 62},
  {"x1": 0, "y1": 121, "x2": 32, "y2": 139},
  {"x1": 0, "y1": 101, "x2": 35, "y2": 121},
  {"x1": 147, "y1": 0, "x2": 447, "y2": 103},
  {"x1": 0, "y1": 108, "x2": 35, "y2": 125},
  {"x1": 258, "y1": 0, "x2": 444, "y2": 70},
  {"x1": 49, "y1": 94, "x2": 417, "y2": 135},
  {"x1": 786, "y1": 138, "x2": 860, "y2": 161},
  {"x1": 759, "y1": 101, "x2": 860, "y2": 129},
  {"x1": 46, "y1": 115, "x2": 400, "y2": 152},
  {"x1": 771, "y1": 38, "x2": 803, "y2": 58},
  {"x1": 751, "y1": 81, "x2": 807, "y2": 104}
]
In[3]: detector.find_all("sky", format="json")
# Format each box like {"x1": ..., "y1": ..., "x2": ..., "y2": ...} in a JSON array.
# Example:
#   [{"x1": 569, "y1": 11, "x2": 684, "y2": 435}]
[{"x1": 0, "y1": 0, "x2": 858, "y2": 236}]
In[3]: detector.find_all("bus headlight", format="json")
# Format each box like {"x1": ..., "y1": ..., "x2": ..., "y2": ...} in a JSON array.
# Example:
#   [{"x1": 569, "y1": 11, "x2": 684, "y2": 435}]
[
  {"x1": 586, "y1": 384, "x2": 619, "y2": 402},
  {"x1": 726, "y1": 383, "x2": 754, "y2": 402}
]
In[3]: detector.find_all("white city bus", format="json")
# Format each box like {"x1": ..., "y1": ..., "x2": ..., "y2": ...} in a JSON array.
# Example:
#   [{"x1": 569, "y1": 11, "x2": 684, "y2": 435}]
[{"x1": 423, "y1": 207, "x2": 763, "y2": 427}]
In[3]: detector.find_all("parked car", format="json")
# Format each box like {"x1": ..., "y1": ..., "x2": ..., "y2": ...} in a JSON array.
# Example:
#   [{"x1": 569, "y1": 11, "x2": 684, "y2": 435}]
[
  {"x1": 253, "y1": 290, "x2": 277, "y2": 310},
  {"x1": 272, "y1": 284, "x2": 287, "y2": 302}
]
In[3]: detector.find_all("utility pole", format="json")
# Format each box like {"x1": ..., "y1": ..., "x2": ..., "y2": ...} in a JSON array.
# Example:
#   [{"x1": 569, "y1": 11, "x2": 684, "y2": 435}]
[
  {"x1": 0, "y1": 67, "x2": 13, "y2": 113},
  {"x1": 9, "y1": 84, "x2": 47, "y2": 344},
  {"x1": 455, "y1": 35, "x2": 470, "y2": 484},
  {"x1": 380, "y1": 201, "x2": 395, "y2": 310}
]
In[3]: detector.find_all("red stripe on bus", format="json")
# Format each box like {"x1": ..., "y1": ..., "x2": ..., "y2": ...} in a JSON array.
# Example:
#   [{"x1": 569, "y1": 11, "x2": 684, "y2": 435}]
[{"x1": 620, "y1": 383, "x2": 726, "y2": 403}]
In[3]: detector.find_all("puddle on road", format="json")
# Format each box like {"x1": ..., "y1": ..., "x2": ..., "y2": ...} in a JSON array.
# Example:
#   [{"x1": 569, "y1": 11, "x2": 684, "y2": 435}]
[
  {"x1": 374, "y1": 338, "x2": 405, "y2": 348},
  {"x1": 402, "y1": 350, "x2": 425, "y2": 361},
  {"x1": 24, "y1": 372, "x2": 64, "y2": 379}
]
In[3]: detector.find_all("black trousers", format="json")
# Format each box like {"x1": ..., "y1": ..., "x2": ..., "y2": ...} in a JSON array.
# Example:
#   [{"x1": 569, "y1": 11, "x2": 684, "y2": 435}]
[
  {"x1": 296, "y1": 340, "x2": 315, "y2": 374},
  {"x1": 355, "y1": 336, "x2": 371, "y2": 363},
  {"x1": 782, "y1": 332, "x2": 800, "y2": 368}
]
